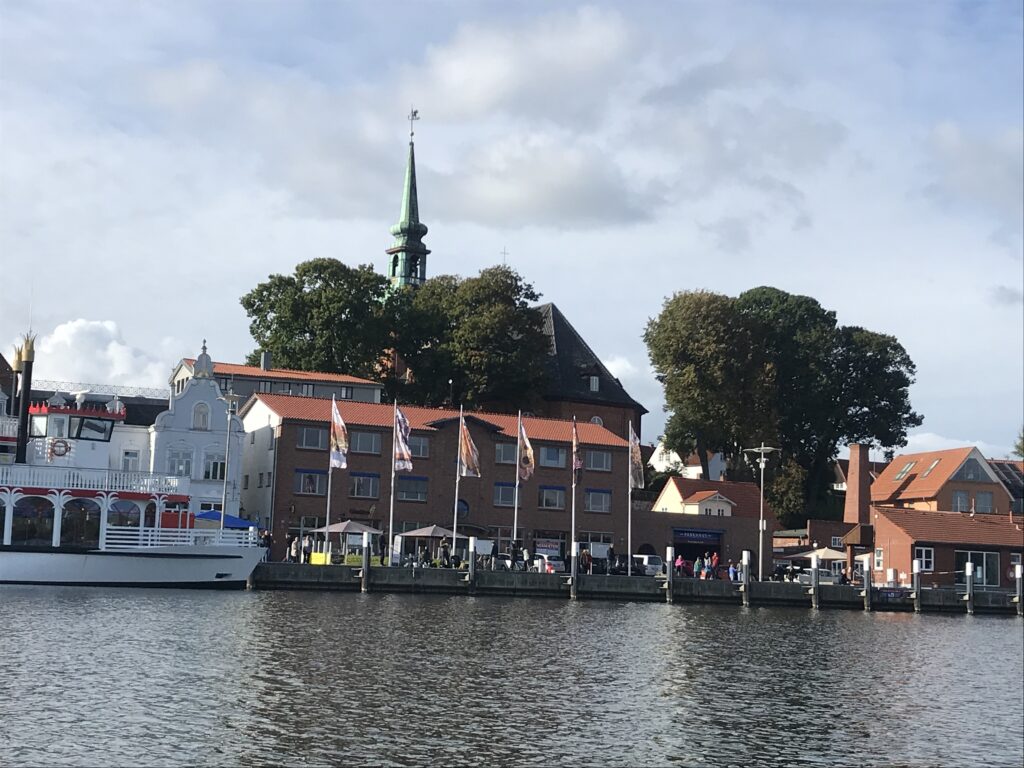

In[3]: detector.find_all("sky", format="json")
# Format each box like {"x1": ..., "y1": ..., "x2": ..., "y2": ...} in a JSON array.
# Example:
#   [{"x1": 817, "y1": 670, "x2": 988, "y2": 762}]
[{"x1": 1, "y1": 1, "x2": 1021, "y2": 457}]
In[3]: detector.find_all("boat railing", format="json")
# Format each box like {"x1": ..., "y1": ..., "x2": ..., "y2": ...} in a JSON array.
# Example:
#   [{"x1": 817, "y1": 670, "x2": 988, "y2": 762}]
[
  {"x1": 104, "y1": 525, "x2": 260, "y2": 550},
  {"x1": 0, "y1": 464, "x2": 189, "y2": 495}
]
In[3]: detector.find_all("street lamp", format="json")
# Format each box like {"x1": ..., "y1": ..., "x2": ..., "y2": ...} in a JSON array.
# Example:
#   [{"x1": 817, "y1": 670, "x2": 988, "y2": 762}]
[
  {"x1": 220, "y1": 388, "x2": 242, "y2": 531},
  {"x1": 744, "y1": 442, "x2": 779, "y2": 581}
]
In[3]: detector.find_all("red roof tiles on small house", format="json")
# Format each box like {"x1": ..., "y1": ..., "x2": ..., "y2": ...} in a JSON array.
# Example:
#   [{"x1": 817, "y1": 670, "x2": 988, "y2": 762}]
[
  {"x1": 874, "y1": 506, "x2": 1024, "y2": 549},
  {"x1": 186, "y1": 359, "x2": 377, "y2": 386},
  {"x1": 684, "y1": 490, "x2": 735, "y2": 505},
  {"x1": 665, "y1": 477, "x2": 769, "y2": 519},
  {"x1": 247, "y1": 394, "x2": 628, "y2": 447}
]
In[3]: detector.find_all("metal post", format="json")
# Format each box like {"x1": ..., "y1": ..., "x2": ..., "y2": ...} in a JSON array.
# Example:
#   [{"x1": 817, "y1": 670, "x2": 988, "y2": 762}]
[
  {"x1": 665, "y1": 545, "x2": 675, "y2": 604},
  {"x1": 1015, "y1": 564, "x2": 1023, "y2": 617},
  {"x1": 809, "y1": 553, "x2": 820, "y2": 610},
  {"x1": 862, "y1": 566, "x2": 872, "y2": 611},
  {"x1": 741, "y1": 550, "x2": 751, "y2": 607},
  {"x1": 220, "y1": 390, "x2": 240, "y2": 530},
  {"x1": 965, "y1": 561, "x2": 974, "y2": 616},
  {"x1": 570, "y1": 540, "x2": 579, "y2": 601},
  {"x1": 912, "y1": 558, "x2": 922, "y2": 613},
  {"x1": 468, "y1": 536, "x2": 477, "y2": 585},
  {"x1": 361, "y1": 531, "x2": 371, "y2": 593},
  {"x1": 758, "y1": 452, "x2": 765, "y2": 582}
]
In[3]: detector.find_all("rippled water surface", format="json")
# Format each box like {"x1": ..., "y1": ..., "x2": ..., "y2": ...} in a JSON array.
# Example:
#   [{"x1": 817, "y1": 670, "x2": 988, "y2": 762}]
[{"x1": 1, "y1": 587, "x2": 1022, "y2": 767}]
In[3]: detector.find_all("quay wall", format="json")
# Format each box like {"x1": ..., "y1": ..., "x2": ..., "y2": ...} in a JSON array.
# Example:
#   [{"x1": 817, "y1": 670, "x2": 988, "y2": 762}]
[{"x1": 251, "y1": 564, "x2": 1022, "y2": 616}]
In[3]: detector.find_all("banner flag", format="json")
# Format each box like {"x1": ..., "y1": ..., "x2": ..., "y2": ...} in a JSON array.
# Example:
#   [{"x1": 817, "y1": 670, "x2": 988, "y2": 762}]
[
  {"x1": 459, "y1": 415, "x2": 481, "y2": 478},
  {"x1": 329, "y1": 396, "x2": 349, "y2": 469},
  {"x1": 572, "y1": 416, "x2": 583, "y2": 484},
  {"x1": 518, "y1": 416, "x2": 535, "y2": 482},
  {"x1": 628, "y1": 421, "x2": 644, "y2": 490},
  {"x1": 394, "y1": 406, "x2": 413, "y2": 472}
]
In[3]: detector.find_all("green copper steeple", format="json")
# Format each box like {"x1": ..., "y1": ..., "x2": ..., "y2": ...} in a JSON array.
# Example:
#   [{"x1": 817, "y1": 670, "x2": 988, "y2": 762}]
[{"x1": 387, "y1": 109, "x2": 430, "y2": 289}]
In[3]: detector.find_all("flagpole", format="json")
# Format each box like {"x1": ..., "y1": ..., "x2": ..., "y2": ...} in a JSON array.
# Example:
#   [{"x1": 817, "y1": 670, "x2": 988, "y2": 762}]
[
  {"x1": 513, "y1": 410, "x2": 521, "y2": 548},
  {"x1": 452, "y1": 405, "x2": 463, "y2": 561},
  {"x1": 324, "y1": 459, "x2": 333, "y2": 563},
  {"x1": 571, "y1": 417, "x2": 577, "y2": 566},
  {"x1": 388, "y1": 400, "x2": 397, "y2": 566},
  {"x1": 627, "y1": 422, "x2": 633, "y2": 577}
]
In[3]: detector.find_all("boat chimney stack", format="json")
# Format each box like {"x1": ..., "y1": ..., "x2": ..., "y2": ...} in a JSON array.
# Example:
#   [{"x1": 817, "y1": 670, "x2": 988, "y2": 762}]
[{"x1": 15, "y1": 334, "x2": 35, "y2": 465}]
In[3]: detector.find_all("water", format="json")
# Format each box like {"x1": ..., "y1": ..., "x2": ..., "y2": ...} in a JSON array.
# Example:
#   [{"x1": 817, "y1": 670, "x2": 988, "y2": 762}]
[{"x1": 1, "y1": 588, "x2": 1022, "y2": 767}]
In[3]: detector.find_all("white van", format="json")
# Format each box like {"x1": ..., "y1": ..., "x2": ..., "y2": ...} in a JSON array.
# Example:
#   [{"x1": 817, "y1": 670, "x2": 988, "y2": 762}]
[{"x1": 632, "y1": 554, "x2": 664, "y2": 577}]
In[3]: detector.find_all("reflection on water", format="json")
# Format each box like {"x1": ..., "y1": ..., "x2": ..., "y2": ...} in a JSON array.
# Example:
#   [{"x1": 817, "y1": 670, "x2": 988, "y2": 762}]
[{"x1": 0, "y1": 588, "x2": 1021, "y2": 767}]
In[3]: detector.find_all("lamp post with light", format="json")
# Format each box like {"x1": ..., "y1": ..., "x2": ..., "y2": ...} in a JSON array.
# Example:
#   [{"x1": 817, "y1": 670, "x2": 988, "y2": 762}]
[
  {"x1": 744, "y1": 442, "x2": 779, "y2": 582},
  {"x1": 220, "y1": 389, "x2": 242, "y2": 531}
]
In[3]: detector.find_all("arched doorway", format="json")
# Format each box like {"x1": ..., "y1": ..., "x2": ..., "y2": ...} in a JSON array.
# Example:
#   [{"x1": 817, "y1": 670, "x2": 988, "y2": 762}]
[
  {"x1": 637, "y1": 542, "x2": 656, "y2": 556},
  {"x1": 12, "y1": 496, "x2": 55, "y2": 547},
  {"x1": 62, "y1": 498, "x2": 101, "y2": 547},
  {"x1": 108, "y1": 500, "x2": 140, "y2": 527}
]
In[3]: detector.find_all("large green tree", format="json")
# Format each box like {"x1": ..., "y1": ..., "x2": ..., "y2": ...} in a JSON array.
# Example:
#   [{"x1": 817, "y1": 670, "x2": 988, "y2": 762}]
[{"x1": 645, "y1": 286, "x2": 923, "y2": 526}]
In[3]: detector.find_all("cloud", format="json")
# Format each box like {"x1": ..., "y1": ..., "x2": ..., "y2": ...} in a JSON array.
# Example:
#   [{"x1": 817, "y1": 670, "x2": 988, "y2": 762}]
[
  {"x1": 24, "y1": 320, "x2": 175, "y2": 389},
  {"x1": 991, "y1": 285, "x2": 1024, "y2": 306},
  {"x1": 646, "y1": 45, "x2": 797, "y2": 105},
  {"x1": 602, "y1": 355, "x2": 638, "y2": 380},
  {"x1": 881, "y1": 431, "x2": 1011, "y2": 461}
]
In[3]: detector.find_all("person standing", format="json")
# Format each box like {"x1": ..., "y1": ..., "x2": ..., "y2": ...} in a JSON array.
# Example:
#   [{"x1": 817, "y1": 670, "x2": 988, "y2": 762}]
[
  {"x1": 289, "y1": 535, "x2": 299, "y2": 563},
  {"x1": 302, "y1": 535, "x2": 312, "y2": 564},
  {"x1": 440, "y1": 538, "x2": 451, "y2": 568},
  {"x1": 607, "y1": 544, "x2": 616, "y2": 574},
  {"x1": 379, "y1": 534, "x2": 388, "y2": 567},
  {"x1": 694, "y1": 554, "x2": 704, "y2": 580}
]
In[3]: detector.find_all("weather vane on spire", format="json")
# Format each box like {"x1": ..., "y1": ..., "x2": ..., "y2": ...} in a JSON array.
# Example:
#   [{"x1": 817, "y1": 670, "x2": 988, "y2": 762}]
[{"x1": 408, "y1": 106, "x2": 420, "y2": 139}]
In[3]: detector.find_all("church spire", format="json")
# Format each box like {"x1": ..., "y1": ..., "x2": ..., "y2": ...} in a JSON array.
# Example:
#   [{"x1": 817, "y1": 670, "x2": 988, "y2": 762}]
[{"x1": 387, "y1": 108, "x2": 430, "y2": 289}]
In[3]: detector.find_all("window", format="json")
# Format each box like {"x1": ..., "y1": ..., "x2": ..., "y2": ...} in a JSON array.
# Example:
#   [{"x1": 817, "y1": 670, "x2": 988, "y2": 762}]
[
  {"x1": 538, "y1": 486, "x2": 566, "y2": 509},
  {"x1": 495, "y1": 443, "x2": 517, "y2": 464},
  {"x1": 921, "y1": 458, "x2": 941, "y2": 478},
  {"x1": 192, "y1": 403, "x2": 210, "y2": 431},
  {"x1": 294, "y1": 470, "x2": 327, "y2": 496},
  {"x1": 539, "y1": 446, "x2": 566, "y2": 468},
  {"x1": 952, "y1": 458, "x2": 988, "y2": 482},
  {"x1": 397, "y1": 476, "x2": 428, "y2": 502},
  {"x1": 338, "y1": 386, "x2": 353, "y2": 400},
  {"x1": 47, "y1": 415, "x2": 68, "y2": 438},
  {"x1": 409, "y1": 435, "x2": 430, "y2": 458},
  {"x1": 217, "y1": 377, "x2": 231, "y2": 391},
  {"x1": 951, "y1": 490, "x2": 970, "y2": 512},
  {"x1": 122, "y1": 449, "x2": 140, "y2": 473},
  {"x1": 831, "y1": 536, "x2": 843, "y2": 548},
  {"x1": 299, "y1": 383, "x2": 314, "y2": 397},
  {"x1": 914, "y1": 546, "x2": 934, "y2": 572},
  {"x1": 589, "y1": 416, "x2": 603, "y2": 427},
  {"x1": 73, "y1": 417, "x2": 113, "y2": 442},
  {"x1": 199, "y1": 502, "x2": 223, "y2": 513},
  {"x1": 874, "y1": 548, "x2": 884, "y2": 570},
  {"x1": 257, "y1": 473, "x2": 264, "y2": 488},
  {"x1": 350, "y1": 473, "x2": 380, "y2": 499},
  {"x1": 588, "y1": 375, "x2": 600, "y2": 392},
  {"x1": 298, "y1": 426, "x2": 328, "y2": 450},
  {"x1": 584, "y1": 489, "x2": 612, "y2": 513},
  {"x1": 493, "y1": 483, "x2": 516, "y2": 507},
  {"x1": 275, "y1": 382, "x2": 292, "y2": 395},
  {"x1": 243, "y1": 475, "x2": 249, "y2": 490},
  {"x1": 350, "y1": 431, "x2": 382, "y2": 454},
  {"x1": 267, "y1": 471, "x2": 272, "y2": 486},
  {"x1": 250, "y1": 431, "x2": 255, "y2": 445},
  {"x1": 203, "y1": 452, "x2": 226, "y2": 481},
  {"x1": 585, "y1": 450, "x2": 611, "y2": 472},
  {"x1": 30, "y1": 415, "x2": 47, "y2": 437},
  {"x1": 167, "y1": 449, "x2": 193, "y2": 477},
  {"x1": 893, "y1": 461, "x2": 917, "y2": 481},
  {"x1": 975, "y1": 491, "x2": 994, "y2": 514},
  {"x1": 955, "y1": 550, "x2": 1000, "y2": 587},
  {"x1": 257, "y1": 380, "x2": 272, "y2": 393}
]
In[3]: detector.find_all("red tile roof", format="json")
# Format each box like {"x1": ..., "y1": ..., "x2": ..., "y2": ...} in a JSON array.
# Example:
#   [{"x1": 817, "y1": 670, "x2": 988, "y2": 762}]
[
  {"x1": 185, "y1": 359, "x2": 378, "y2": 386},
  {"x1": 247, "y1": 394, "x2": 628, "y2": 447},
  {"x1": 684, "y1": 490, "x2": 735, "y2": 504},
  {"x1": 666, "y1": 477, "x2": 770, "y2": 519},
  {"x1": 875, "y1": 506, "x2": 1024, "y2": 548},
  {"x1": 871, "y1": 447, "x2": 976, "y2": 503}
]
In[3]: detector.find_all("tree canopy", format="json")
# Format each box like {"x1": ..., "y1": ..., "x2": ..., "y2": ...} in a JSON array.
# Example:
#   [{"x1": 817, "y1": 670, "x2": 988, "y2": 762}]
[
  {"x1": 645, "y1": 286, "x2": 923, "y2": 526},
  {"x1": 1014, "y1": 426, "x2": 1023, "y2": 459}
]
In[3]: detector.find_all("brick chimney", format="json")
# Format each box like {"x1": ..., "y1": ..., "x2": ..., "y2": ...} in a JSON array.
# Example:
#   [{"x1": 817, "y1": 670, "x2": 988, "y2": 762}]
[{"x1": 844, "y1": 443, "x2": 872, "y2": 525}]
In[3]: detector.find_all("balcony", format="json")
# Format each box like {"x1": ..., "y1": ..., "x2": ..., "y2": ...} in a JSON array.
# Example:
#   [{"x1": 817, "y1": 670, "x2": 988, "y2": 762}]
[
  {"x1": 0, "y1": 416, "x2": 17, "y2": 439},
  {"x1": 0, "y1": 464, "x2": 189, "y2": 496}
]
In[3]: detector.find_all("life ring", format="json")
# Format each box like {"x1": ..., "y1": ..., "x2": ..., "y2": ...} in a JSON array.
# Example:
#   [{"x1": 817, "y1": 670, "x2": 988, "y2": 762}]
[{"x1": 50, "y1": 438, "x2": 71, "y2": 457}]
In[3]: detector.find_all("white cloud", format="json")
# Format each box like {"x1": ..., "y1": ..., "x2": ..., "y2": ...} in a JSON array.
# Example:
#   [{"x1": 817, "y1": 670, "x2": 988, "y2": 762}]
[
  {"x1": 602, "y1": 355, "x2": 638, "y2": 380},
  {"x1": 862, "y1": 431, "x2": 1012, "y2": 462}
]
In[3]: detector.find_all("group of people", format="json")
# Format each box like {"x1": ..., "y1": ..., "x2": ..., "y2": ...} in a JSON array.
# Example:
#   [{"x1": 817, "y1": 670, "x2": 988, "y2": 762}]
[{"x1": 672, "y1": 551, "x2": 744, "y2": 581}]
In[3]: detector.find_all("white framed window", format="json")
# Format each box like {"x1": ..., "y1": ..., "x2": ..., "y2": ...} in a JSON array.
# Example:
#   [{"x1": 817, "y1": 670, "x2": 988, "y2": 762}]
[
  {"x1": 539, "y1": 446, "x2": 566, "y2": 468},
  {"x1": 584, "y1": 489, "x2": 611, "y2": 513},
  {"x1": 951, "y1": 490, "x2": 970, "y2": 512},
  {"x1": 955, "y1": 550, "x2": 1000, "y2": 587},
  {"x1": 409, "y1": 435, "x2": 430, "y2": 458},
  {"x1": 874, "y1": 548, "x2": 884, "y2": 570},
  {"x1": 538, "y1": 487, "x2": 566, "y2": 509},
  {"x1": 588, "y1": 375, "x2": 600, "y2": 392},
  {"x1": 338, "y1": 386, "x2": 353, "y2": 400},
  {"x1": 167, "y1": 448, "x2": 193, "y2": 477},
  {"x1": 397, "y1": 476, "x2": 428, "y2": 502},
  {"x1": 275, "y1": 382, "x2": 292, "y2": 395},
  {"x1": 47, "y1": 415, "x2": 68, "y2": 438},
  {"x1": 350, "y1": 431, "x2": 382, "y2": 454},
  {"x1": 585, "y1": 450, "x2": 611, "y2": 472},
  {"x1": 590, "y1": 416, "x2": 603, "y2": 427},
  {"x1": 921, "y1": 458, "x2": 941, "y2": 478},
  {"x1": 294, "y1": 471, "x2": 327, "y2": 496},
  {"x1": 893, "y1": 461, "x2": 917, "y2": 481},
  {"x1": 217, "y1": 377, "x2": 231, "y2": 392},
  {"x1": 122, "y1": 449, "x2": 140, "y2": 473},
  {"x1": 350, "y1": 473, "x2": 380, "y2": 499},
  {"x1": 493, "y1": 483, "x2": 515, "y2": 507},
  {"x1": 203, "y1": 452, "x2": 226, "y2": 481},
  {"x1": 975, "y1": 491, "x2": 994, "y2": 514},
  {"x1": 192, "y1": 403, "x2": 210, "y2": 431},
  {"x1": 914, "y1": 546, "x2": 934, "y2": 572},
  {"x1": 257, "y1": 380, "x2": 272, "y2": 393},
  {"x1": 831, "y1": 536, "x2": 843, "y2": 548},
  {"x1": 495, "y1": 443, "x2": 517, "y2": 464},
  {"x1": 299, "y1": 383, "x2": 314, "y2": 397},
  {"x1": 297, "y1": 426, "x2": 328, "y2": 450}
]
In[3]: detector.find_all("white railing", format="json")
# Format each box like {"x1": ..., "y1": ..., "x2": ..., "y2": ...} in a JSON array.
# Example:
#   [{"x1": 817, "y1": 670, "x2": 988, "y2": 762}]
[
  {"x1": 104, "y1": 525, "x2": 259, "y2": 550},
  {"x1": 0, "y1": 416, "x2": 18, "y2": 439},
  {"x1": 0, "y1": 464, "x2": 189, "y2": 495}
]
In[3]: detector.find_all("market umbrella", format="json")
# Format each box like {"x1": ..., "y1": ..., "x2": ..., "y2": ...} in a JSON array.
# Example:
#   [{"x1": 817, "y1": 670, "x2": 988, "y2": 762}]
[
  {"x1": 781, "y1": 547, "x2": 847, "y2": 561},
  {"x1": 308, "y1": 520, "x2": 383, "y2": 535},
  {"x1": 400, "y1": 524, "x2": 467, "y2": 539}
]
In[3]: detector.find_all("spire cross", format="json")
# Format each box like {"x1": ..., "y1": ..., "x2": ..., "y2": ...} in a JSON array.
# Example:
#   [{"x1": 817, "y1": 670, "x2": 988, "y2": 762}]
[
  {"x1": 408, "y1": 106, "x2": 420, "y2": 139},
  {"x1": 500, "y1": 246, "x2": 509, "y2": 265}
]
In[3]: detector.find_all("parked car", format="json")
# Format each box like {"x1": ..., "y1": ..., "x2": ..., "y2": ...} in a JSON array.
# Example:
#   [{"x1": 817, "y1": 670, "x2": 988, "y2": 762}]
[
  {"x1": 633, "y1": 554, "x2": 665, "y2": 577},
  {"x1": 796, "y1": 567, "x2": 838, "y2": 585},
  {"x1": 531, "y1": 554, "x2": 566, "y2": 574},
  {"x1": 493, "y1": 553, "x2": 513, "y2": 571}
]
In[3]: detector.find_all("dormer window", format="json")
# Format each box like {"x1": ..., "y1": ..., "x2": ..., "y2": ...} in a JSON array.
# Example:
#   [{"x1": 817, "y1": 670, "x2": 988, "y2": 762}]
[
  {"x1": 589, "y1": 375, "x2": 600, "y2": 393},
  {"x1": 192, "y1": 403, "x2": 210, "y2": 431}
]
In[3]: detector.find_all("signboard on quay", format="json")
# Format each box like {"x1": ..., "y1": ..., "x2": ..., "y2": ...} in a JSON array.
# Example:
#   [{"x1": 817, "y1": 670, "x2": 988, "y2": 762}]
[{"x1": 672, "y1": 528, "x2": 724, "y2": 545}]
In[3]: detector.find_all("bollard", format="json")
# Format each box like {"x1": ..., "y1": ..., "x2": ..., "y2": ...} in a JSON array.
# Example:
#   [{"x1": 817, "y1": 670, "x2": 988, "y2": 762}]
[
  {"x1": 862, "y1": 567, "x2": 872, "y2": 611},
  {"x1": 740, "y1": 550, "x2": 751, "y2": 607},
  {"x1": 912, "y1": 559, "x2": 921, "y2": 613},
  {"x1": 808, "y1": 554, "x2": 820, "y2": 610},
  {"x1": 467, "y1": 536, "x2": 477, "y2": 586},
  {"x1": 964, "y1": 561, "x2": 974, "y2": 615},
  {"x1": 361, "y1": 531, "x2": 371, "y2": 593},
  {"x1": 570, "y1": 541, "x2": 579, "y2": 601},
  {"x1": 665, "y1": 545, "x2": 675, "y2": 604},
  {"x1": 1015, "y1": 564, "x2": 1023, "y2": 617}
]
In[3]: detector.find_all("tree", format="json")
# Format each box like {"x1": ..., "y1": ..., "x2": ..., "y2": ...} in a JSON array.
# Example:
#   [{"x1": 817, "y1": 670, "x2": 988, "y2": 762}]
[
  {"x1": 1014, "y1": 426, "x2": 1024, "y2": 459},
  {"x1": 240, "y1": 259, "x2": 398, "y2": 378},
  {"x1": 766, "y1": 458, "x2": 808, "y2": 529}
]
